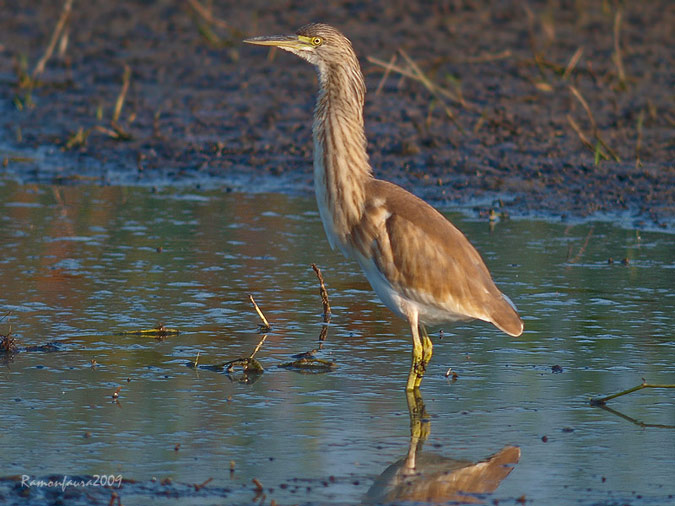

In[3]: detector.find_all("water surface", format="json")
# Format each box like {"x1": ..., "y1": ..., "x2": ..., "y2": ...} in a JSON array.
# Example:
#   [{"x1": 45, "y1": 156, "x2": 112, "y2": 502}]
[{"x1": 0, "y1": 180, "x2": 673, "y2": 505}]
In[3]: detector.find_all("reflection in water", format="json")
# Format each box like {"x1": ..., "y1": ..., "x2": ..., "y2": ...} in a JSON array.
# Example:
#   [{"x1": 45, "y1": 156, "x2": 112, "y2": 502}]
[
  {"x1": 366, "y1": 391, "x2": 520, "y2": 504},
  {"x1": 1, "y1": 182, "x2": 673, "y2": 505}
]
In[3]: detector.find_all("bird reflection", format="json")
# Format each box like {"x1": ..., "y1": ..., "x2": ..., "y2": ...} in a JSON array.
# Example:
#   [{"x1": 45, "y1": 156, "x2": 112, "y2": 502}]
[{"x1": 366, "y1": 390, "x2": 520, "y2": 504}]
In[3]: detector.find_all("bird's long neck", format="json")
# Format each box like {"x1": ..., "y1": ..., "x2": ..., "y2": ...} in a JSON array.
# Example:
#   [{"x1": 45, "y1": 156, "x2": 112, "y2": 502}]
[{"x1": 312, "y1": 59, "x2": 372, "y2": 252}]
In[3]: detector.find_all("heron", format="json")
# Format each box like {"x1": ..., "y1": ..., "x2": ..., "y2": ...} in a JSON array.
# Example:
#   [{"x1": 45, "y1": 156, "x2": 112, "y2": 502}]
[{"x1": 244, "y1": 23, "x2": 523, "y2": 390}]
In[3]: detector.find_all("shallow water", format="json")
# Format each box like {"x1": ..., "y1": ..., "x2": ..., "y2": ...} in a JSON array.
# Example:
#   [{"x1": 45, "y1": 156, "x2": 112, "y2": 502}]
[{"x1": 0, "y1": 180, "x2": 673, "y2": 505}]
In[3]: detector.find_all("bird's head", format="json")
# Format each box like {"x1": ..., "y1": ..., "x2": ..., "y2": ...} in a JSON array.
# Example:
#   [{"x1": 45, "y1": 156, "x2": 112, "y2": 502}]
[{"x1": 244, "y1": 23, "x2": 356, "y2": 69}]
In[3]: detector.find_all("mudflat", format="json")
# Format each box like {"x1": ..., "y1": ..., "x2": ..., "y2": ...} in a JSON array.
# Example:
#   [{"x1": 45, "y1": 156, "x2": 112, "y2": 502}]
[{"x1": 1, "y1": 1, "x2": 672, "y2": 228}]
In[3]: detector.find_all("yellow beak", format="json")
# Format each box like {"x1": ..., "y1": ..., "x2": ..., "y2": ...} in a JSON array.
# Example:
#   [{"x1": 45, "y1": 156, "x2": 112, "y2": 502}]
[{"x1": 243, "y1": 34, "x2": 307, "y2": 49}]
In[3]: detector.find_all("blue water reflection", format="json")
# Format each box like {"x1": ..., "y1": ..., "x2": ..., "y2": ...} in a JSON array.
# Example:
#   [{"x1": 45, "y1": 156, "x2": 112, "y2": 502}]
[{"x1": 0, "y1": 181, "x2": 673, "y2": 505}]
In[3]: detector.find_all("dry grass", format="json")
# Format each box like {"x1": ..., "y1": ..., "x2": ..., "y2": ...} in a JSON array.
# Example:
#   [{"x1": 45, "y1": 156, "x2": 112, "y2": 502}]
[
  {"x1": 32, "y1": 0, "x2": 73, "y2": 79},
  {"x1": 568, "y1": 85, "x2": 621, "y2": 163},
  {"x1": 367, "y1": 50, "x2": 469, "y2": 133}
]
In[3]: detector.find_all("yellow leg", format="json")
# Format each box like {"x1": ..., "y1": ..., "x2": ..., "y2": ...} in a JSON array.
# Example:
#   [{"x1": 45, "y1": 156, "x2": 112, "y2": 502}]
[
  {"x1": 420, "y1": 324, "x2": 433, "y2": 386},
  {"x1": 405, "y1": 389, "x2": 430, "y2": 441},
  {"x1": 406, "y1": 314, "x2": 423, "y2": 391},
  {"x1": 412, "y1": 324, "x2": 433, "y2": 389},
  {"x1": 404, "y1": 388, "x2": 430, "y2": 471}
]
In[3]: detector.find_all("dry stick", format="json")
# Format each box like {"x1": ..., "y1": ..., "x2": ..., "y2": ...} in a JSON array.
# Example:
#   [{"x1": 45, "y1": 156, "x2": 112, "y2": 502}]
[
  {"x1": 311, "y1": 264, "x2": 331, "y2": 322},
  {"x1": 252, "y1": 478, "x2": 264, "y2": 492},
  {"x1": 367, "y1": 56, "x2": 420, "y2": 84},
  {"x1": 194, "y1": 477, "x2": 213, "y2": 491},
  {"x1": 399, "y1": 50, "x2": 463, "y2": 132},
  {"x1": 597, "y1": 404, "x2": 675, "y2": 429},
  {"x1": 566, "y1": 114, "x2": 598, "y2": 155},
  {"x1": 562, "y1": 46, "x2": 584, "y2": 80},
  {"x1": 248, "y1": 294, "x2": 271, "y2": 331},
  {"x1": 612, "y1": 8, "x2": 627, "y2": 86},
  {"x1": 635, "y1": 108, "x2": 644, "y2": 168},
  {"x1": 569, "y1": 85, "x2": 596, "y2": 130},
  {"x1": 108, "y1": 492, "x2": 122, "y2": 506},
  {"x1": 398, "y1": 48, "x2": 464, "y2": 107},
  {"x1": 92, "y1": 125, "x2": 119, "y2": 137},
  {"x1": 112, "y1": 64, "x2": 131, "y2": 124},
  {"x1": 590, "y1": 380, "x2": 675, "y2": 406},
  {"x1": 186, "y1": 0, "x2": 230, "y2": 30},
  {"x1": 567, "y1": 225, "x2": 594, "y2": 263},
  {"x1": 312, "y1": 264, "x2": 331, "y2": 344},
  {"x1": 568, "y1": 86, "x2": 621, "y2": 162},
  {"x1": 249, "y1": 334, "x2": 268, "y2": 359},
  {"x1": 374, "y1": 52, "x2": 398, "y2": 96},
  {"x1": 462, "y1": 49, "x2": 512, "y2": 64},
  {"x1": 367, "y1": 54, "x2": 468, "y2": 108},
  {"x1": 57, "y1": 26, "x2": 69, "y2": 59},
  {"x1": 397, "y1": 48, "x2": 467, "y2": 129},
  {"x1": 32, "y1": 0, "x2": 74, "y2": 79},
  {"x1": 524, "y1": 5, "x2": 547, "y2": 78}
]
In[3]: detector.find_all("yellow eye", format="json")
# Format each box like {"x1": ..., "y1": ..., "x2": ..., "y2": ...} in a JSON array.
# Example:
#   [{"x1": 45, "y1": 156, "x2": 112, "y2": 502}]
[{"x1": 311, "y1": 36, "x2": 323, "y2": 46}]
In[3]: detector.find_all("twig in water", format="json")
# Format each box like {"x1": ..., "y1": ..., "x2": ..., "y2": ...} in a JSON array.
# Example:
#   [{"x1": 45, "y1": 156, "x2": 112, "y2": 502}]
[
  {"x1": 566, "y1": 225, "x2": 594, "y2": 264},
  {"x1": 194, "y1": 477, "x2": 213, "y2": 491},
  {"x1": 249, "y1": 334, "x2": 267, "y2": 359},
  {"x1": 120, "y1": 324, "x2": 179, "y2": 338},
  {"x1": 596, "y1": 404, "x2": 675, "y2": 429},
  {"x1": 32, "y1": 0, "x2": 74, "y2": 79},
  {"x1": 311, "y1": 264, "x2": 331, "y2": 322},
  {"x1": 108, "y1": 492, "x2": 121, "y2": 506},
  {"x1": 590, "y1": 379, "x2": 675, "y2": 406},
  {"x1": 248, "y1": 294, "x2": 271, "y2": 332},
  {"x1": 0, "y1": 317, "x2": 17, "y2": 354}
]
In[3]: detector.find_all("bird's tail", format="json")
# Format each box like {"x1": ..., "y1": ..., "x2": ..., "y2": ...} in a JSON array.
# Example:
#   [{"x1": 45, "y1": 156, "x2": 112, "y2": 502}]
[{"x1": 489, "y1": 293, "x2": 524, "y2": 337}]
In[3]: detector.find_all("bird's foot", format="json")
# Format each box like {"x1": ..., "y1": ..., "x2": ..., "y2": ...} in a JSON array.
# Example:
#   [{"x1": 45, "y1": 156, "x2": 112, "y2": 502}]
[{"x1": 406, "y1": 361, "x2": 426, "y2": 390}]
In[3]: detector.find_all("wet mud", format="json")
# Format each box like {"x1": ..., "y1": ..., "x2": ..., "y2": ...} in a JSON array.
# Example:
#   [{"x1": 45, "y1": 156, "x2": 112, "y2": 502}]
[{"x1": 0, "y1": 0, "x2": 673, "y2": 229}]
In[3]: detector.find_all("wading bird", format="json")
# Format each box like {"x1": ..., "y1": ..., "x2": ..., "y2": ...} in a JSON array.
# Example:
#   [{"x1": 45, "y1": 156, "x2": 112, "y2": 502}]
[{"x1": 244, "y1": 24, "x2": 523, "y2": 390}]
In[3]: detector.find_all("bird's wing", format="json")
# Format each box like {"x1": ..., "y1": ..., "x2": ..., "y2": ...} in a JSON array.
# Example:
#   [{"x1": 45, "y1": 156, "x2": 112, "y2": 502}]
[{"x1": 352, "y1": 179, "x2": 523, "y2": 336}]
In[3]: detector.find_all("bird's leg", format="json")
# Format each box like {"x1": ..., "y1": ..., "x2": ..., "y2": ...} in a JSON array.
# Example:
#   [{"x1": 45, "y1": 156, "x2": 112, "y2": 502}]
[
  {"x1": 406, "y1": 314, "x2": 424, "y2": 391},
  {"x1": 406, "y1": 389, "x2": 430, "y2": 442},
  {"x1": 412, "y1": 324, "x2": 433, "y2": 389},
  {"x1": 404, "y1": 388, "x2": 430, "y2": 472},
  {"x1": 420, "y1": 323, "x2": 433, "y2": 366}
]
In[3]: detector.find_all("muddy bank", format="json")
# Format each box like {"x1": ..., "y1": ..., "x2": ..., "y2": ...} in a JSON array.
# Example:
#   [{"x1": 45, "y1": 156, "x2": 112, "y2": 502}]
[{"x1": 0, "y1": 0, "x2": 673, "y2": 229}]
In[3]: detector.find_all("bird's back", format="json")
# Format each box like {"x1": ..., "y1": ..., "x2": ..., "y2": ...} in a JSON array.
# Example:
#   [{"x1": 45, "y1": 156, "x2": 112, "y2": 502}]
[{"x1": 348, "y1": 179, "x2": 523, "y2": 337}]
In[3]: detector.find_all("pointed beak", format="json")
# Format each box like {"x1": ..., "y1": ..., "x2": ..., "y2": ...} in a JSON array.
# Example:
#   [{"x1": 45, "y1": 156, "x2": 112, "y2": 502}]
[{"x1": 243, "y1": 34, "x2": 306, "y2": 50}]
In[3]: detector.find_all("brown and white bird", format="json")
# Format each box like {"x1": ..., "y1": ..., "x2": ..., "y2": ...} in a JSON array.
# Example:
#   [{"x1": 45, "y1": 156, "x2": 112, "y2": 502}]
[{"x1": 244, "y1": 23, "x2": 523, "y2": 390}]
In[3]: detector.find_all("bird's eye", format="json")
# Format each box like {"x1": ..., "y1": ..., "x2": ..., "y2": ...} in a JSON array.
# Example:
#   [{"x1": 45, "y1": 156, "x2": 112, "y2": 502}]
[{"x1": 311, "y1": 36, "x2": 323, "y2": 46}]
